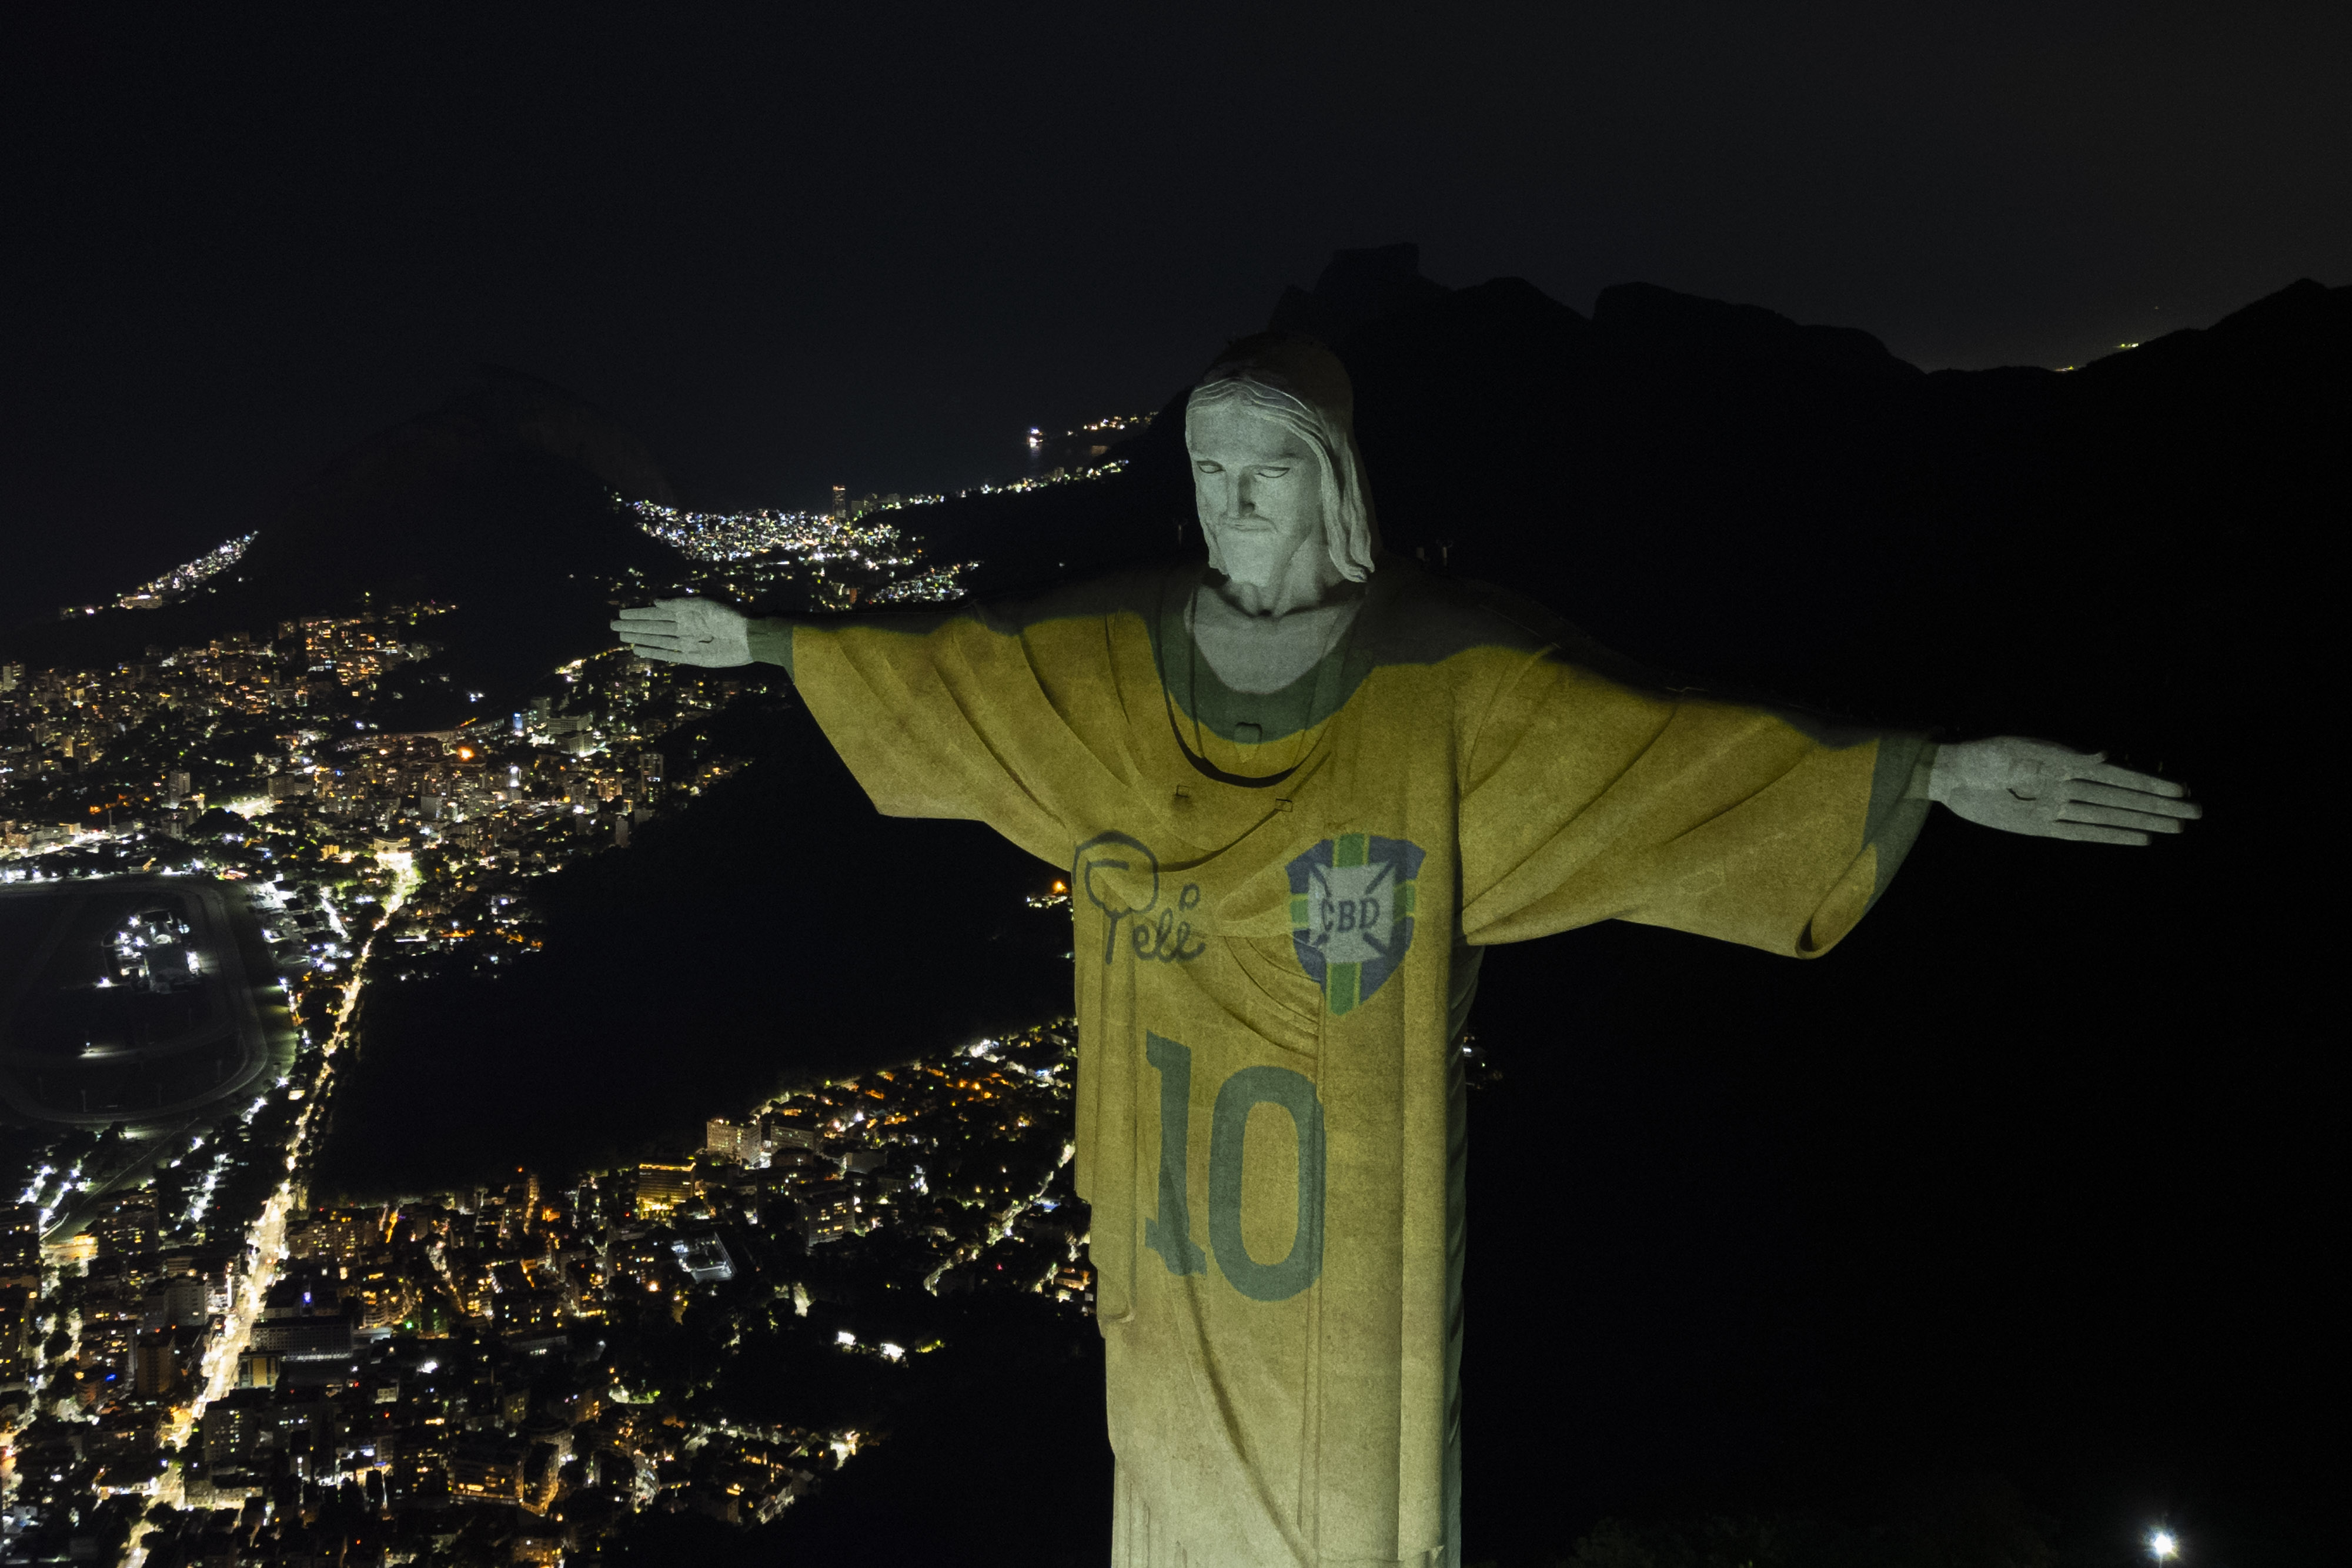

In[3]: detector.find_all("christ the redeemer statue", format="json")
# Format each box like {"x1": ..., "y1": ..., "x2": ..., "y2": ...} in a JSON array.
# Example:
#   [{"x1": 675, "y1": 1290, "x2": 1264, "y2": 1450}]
[{"x1": 614, "y1": 333, "x2": 2197, "y2": 1567}]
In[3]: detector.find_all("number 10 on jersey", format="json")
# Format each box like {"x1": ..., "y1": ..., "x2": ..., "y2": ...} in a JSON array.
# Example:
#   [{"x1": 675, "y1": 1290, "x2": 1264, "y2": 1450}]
[{"x1": 1142, "y1": 1032, "x2": 1327, "y2": 1302}]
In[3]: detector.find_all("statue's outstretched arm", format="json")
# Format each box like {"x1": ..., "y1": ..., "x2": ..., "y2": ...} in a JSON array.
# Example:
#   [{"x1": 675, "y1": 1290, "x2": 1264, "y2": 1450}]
[
  {"x1": 1919, "y1": 736, "x2": 2200, "y2": 845},
  {"x1": 610, "y1": 598, "x2": 758, "y2": 670},
  {"x1": 612, "y1": 598, "x2": 960, "y2": 676}
]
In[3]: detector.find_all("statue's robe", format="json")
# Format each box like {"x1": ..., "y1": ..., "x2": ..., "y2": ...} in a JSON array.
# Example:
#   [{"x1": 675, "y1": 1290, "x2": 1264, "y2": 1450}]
[{"x1": 755, "y1": 560, "x2": 1930, "y2": 1567}]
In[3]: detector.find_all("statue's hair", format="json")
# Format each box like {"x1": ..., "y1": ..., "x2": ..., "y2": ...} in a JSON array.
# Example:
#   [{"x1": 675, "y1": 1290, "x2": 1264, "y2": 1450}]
[{"x1": 1184, "y1": 333, "x2": 1378, "y2": 583}]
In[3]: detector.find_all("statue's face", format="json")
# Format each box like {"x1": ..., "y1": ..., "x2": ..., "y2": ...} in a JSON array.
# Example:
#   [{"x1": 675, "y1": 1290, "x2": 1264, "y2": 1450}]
[{"x1": 1187, "y1": 400, "x2": 1328, "y2": 593}]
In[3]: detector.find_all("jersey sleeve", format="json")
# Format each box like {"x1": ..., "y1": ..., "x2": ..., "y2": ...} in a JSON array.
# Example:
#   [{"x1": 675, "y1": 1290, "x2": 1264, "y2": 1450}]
[
  {"x1": 1456, "y1": 650, "x2": 1932, "y2": 958},
  {"x1": 754, "y1": 610, "x2": 1112, "y2": 867}
]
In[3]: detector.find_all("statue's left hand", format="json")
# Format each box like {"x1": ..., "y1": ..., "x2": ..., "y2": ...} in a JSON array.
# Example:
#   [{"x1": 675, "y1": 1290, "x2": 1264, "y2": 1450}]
[
  {"x1": 609, "y1": 598, "x2": 753, "y2": 667},
  {"x1": 1929, "y1": 737, "x2": 2201, "y2": 845}
]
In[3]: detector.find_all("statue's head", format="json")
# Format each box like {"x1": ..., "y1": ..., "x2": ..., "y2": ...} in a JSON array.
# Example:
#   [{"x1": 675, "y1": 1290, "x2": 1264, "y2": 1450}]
[{"x1": 1185, "y1": 333, "x2": 1377, "y2": 599}]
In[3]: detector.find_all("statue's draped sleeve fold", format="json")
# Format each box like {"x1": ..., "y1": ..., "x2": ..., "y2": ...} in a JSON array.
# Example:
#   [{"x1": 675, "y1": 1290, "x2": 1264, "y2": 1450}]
[
  {"x1": 1455, "y1": 646, "x2": 1931, "y2": 957},
  {"x1": 776, "y1": 611, "x2": 1100, "y2": 868}
]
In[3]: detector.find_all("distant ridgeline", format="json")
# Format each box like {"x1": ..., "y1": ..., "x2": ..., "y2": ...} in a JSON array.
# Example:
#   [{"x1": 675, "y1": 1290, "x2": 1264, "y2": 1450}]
[
  {"x1": 2, "y1": 374, "x2": 1163, "y2": 721},
  {"x1": 612, "y1": 500, "x2": 969, "y2": 609},
  {"x1": 88, "y1": 532, "x2": 258, "y2": 614},
  {"x1": 619, "y1": 412, "x2": 1152, "y2": 566},
  {"x1": 4, "y1": 246, "x2": 2341, "y2": 761},
  {"x1": 607, "y1": 410, "x2": 1155, "y2": 610},
  {"x1": 883, "y1": 245, "x2": 2346, "y2": 749}
]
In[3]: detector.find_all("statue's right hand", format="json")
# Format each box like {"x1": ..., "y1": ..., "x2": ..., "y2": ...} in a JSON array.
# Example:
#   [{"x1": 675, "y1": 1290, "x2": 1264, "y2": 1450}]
[
  {"x1": 1928, "y1": 735, "x2": 2199, "y2": 845},
  {"x1": 610, "y1": 598, "x2": 754, "y2": 667}
]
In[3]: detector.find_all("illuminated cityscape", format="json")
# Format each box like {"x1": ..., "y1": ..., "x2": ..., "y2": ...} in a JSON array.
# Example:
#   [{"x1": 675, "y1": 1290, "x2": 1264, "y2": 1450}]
[
  {"x1": 77, "y1": 534, "x2": 260, "y2": 618},
  {"x1": 620, "y1": 411, "x2": 1150, "y2": 578},
  {"x1": 0, "y1": 1014, "x2": 1083, "y2": 1564},
  {"x1": 620, "y1": 496, "x2": 944, "y2": 567},
  {"x1": 0, "y1": 440, "x2": 1118, "y2": 1563}
]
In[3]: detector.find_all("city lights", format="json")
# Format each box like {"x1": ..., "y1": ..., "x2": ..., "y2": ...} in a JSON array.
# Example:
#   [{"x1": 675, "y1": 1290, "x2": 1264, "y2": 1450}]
[
  {"x1": 102, "y1": 531, "x2": 258, "y2": 613},
  {"x1": 0, "y1": 422, "x2": 1148, "y2": 1558},
  {"x1": 622, "y1": 494, "x2": 940, "y2": 566}
]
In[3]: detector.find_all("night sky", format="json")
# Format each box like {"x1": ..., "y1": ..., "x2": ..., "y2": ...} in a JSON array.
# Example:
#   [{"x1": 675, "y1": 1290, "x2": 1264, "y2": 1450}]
[{"x1": 5, "y1": 4, "x2": 2347, "y2": 628}]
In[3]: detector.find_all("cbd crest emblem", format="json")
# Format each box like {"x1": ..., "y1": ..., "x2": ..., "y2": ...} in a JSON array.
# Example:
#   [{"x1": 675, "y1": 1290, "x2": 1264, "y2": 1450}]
[{"x1": 1286, "y1": 833, "x2": 1425, "y2": 1017}]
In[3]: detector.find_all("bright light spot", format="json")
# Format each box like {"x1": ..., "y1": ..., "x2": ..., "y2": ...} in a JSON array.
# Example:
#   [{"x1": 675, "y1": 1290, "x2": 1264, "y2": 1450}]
[
  {"x1": 2149, "y1": 1530, "x2": 2179, "y2": 1562},
  {"x1": 879, "y1": 1342, "x2": 904, "y2": 1360},
  {"x1": 835, "y1": 1330, "x2": 856, "y2": 1346}
]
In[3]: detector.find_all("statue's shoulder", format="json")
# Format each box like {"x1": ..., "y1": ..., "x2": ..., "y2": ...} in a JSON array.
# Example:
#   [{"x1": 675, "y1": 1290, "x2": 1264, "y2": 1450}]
[{"x1": 1361, "y1": 560, "x2": 1664, "y2": 689}]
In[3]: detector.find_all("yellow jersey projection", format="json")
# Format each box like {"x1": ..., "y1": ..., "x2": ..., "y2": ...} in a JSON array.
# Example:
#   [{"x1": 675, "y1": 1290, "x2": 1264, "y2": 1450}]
[{"x1": 754, "y1": 557, "x2": 1931, "y2": 1567}]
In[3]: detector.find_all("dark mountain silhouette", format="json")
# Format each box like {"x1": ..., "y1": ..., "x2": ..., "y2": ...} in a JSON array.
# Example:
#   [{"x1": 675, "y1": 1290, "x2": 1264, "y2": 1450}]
[
  {"x1": 3, "y1": 366, "x2": 677, "y2": 717},
  {"x1": 16, "y1": 258, "x2": 2338, "y2": 740},
  {"x1": 1267, "y1": 241, "x2": 1456, "y2": 345},
  {"x1": 437, "y1": 364, "x2": 678, "y2": 509},
  {"x1": 906, "y1": 248, "x2": 2341, "y2": 744}
]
